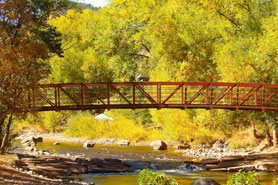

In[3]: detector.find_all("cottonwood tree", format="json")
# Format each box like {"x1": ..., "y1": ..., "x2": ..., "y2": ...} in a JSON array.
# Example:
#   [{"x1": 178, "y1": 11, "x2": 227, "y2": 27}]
[{"x1": 0, "y1": 0, "x2": 70, "y2": 154}]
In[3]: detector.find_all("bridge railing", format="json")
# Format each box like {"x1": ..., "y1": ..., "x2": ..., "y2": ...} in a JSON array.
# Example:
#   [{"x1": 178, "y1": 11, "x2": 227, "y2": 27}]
[{"x1": 24, "y1": 82, "x2": 278, "y2": 111}]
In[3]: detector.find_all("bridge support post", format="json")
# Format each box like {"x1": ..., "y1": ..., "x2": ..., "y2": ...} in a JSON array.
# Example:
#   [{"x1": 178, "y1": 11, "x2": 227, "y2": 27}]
[
  {"x1": 81, "y1": 84, "x2": 85, "y2": 110},
  {"x1": 132, "y1": 84, "x2": 135, "y2": 110},
  {"x1": 107, "y1": 84, "x2": 110, "y2": 110},
  {"x1": 157, "y1": 83, "x2": 161, "y2": 109},
  {"x1": 32, "y1": 88, "x2": 36, "y2": 108}
]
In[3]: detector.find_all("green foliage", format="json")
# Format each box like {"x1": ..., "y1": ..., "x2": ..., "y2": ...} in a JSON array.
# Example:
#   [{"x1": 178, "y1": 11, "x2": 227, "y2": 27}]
[
  {"x1": 226, "y1": 170, "x2": 260, "y2": 185},
  {"x1": 138, "y1": 169, "x2": 179, "y2": 185},
  {"x1": 273, "y1": 177, "x2": 278, "y2": 184}
]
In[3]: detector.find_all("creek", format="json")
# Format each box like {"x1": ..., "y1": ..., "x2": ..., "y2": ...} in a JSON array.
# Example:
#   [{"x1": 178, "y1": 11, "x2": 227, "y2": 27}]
[{"x1": 36, "y1": 141, "x2": 278, "y2": 185}]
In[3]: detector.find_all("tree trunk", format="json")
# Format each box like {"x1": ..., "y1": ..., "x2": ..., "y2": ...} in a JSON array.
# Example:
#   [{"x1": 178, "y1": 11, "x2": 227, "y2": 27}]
[
  {"x1": 0, "y1": 114, "x2": 12, "y2": 155},
  {"x1": 251, "y1": 121, "x2": 264, "y2": 139},
  {"x1": 273, "y1": 127, "x2": 278, "y2": 148},
  {"x1": 266, "y1": 128, "x2": 273, "y2": 147},
  {"x1": 0, "y1": 117, "x2": 5, "y2": 144}
]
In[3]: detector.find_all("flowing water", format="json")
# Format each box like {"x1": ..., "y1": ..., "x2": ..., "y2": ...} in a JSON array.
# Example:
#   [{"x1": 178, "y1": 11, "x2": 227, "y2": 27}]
[{"x1": 35, "y1": 141, "x2": 278, "y2": 185}]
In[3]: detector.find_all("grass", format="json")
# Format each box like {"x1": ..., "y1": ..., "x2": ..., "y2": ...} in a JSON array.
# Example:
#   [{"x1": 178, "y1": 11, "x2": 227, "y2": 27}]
[{"x1": 228, "y1": 127, "x2": 261, "y2": 149}]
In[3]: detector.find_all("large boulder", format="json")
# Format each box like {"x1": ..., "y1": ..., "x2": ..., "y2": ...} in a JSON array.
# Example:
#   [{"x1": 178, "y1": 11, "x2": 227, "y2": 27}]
[
  {"x1": 33, "y1": 136, "x2": 43, "y2": 144},
  {"x1": 21, "y1": 136, "x2": 43, "y2": 147},
  {"x1": 150, "y1": 140, "x2": 167, "y2": 150},
  {"x1": 83, "y1": 140, "x2": 95, "y2": 148},
  {"x1": 116, "y1": 140, "x2": 130, "y2": 146},
  {"x1": 191, "y1": 178, "x2": 220, "y2": 185}
]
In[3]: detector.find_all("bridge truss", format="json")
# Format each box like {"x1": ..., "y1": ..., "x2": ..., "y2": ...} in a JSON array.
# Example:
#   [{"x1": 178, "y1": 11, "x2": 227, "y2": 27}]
[{"x1": 24, "y1": 82, "x2": 278, "y2": 112}]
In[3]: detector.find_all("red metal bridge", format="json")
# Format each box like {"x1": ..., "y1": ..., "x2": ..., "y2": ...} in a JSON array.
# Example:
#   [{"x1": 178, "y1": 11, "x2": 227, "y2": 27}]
[{"x1": 25, "y1": 82, "x2": 278, "y2": 112}]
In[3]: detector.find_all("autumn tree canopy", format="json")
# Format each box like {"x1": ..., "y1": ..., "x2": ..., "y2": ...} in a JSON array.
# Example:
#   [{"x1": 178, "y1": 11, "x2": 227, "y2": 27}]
[{"x1": 0, "y1": 0, "x2": 71, "y2": 153}]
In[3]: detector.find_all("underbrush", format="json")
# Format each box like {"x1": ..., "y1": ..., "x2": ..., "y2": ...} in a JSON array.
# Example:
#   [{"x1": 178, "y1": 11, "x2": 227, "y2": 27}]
[
  {"x1": 228, "y1": 127, "x2": 262, "y2": 149},
  {"x1": 12, "y1": 110, "x2": 266, "y2": 148},
  {"x1": 63, "y1": 111, "x2": 223, "y2": 143},
  {"x1": 64, "y1": 112, "x2": 150, "y2": 141}
]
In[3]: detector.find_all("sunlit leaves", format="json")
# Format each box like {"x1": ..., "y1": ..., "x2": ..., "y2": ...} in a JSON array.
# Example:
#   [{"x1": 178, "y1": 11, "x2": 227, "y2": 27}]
[{"x1": 0, "y1": 0, "x2": 69, "y2": 117}]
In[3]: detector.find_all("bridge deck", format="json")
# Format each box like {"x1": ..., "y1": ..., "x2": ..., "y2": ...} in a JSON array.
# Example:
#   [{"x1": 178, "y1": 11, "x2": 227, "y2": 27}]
[{"x1": 24, "y1": 82, "x2": 278, "y2": 111}]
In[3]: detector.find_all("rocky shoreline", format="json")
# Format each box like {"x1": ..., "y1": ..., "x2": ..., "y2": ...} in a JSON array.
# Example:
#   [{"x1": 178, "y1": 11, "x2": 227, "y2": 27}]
[
  {"x1": 8, "y1": 134, "x2": 135, "y2": 184},
  {"x1": 7, "y1": 148, "x2": 133, "y2": 185},
  {"x1": 15, "y1": 132, "x2": 278, "y2": 174},
  {"x1": 15, "y1": 153, "x2": 133, "y2": 178},
  {"x1": 0, "y1": 161, "x2": 87, "y2": 185}
]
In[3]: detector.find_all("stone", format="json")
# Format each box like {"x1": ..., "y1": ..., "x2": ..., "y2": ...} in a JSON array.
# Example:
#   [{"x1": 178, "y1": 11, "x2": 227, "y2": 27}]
[
  {"x1": 93, "y1": 138, "x2": 117, "y2": 145},
  {"x1": 191, "y1": 178, "x2": 220, "y2": 185},
  {"x1": 150, "y1": 140, "x2": 167, "y2": 150},
  {"x1": 21, "y1": 137, "x2": 33, "y2": 144},
  {"x1": 211, "y1": 140, "x2": 224, "y2": 150},
  {"x1": 21, "y1": 136, "x2": 43, "y2": 148},
  {"x1": 174, "y1": 144, "x2": 190, "y2": 149},
  {"x1": 116, "y1": 140, "x2": 130, "y2": 146},
  {"x1": 25, "y1": 146, "x2": 36, "y2": 152},
  {"x1": 53, "y1": 142, "x2": 60, "y2": 145},
  {"x1": 83, "y1": 140, "x2": 95, "y2": 148},
  {"x1": 33, "y1": 136, "x2": 43, "y2": 143},
  {"x1": 255, "y1": 163, "x2": 278, "y2": 172}
]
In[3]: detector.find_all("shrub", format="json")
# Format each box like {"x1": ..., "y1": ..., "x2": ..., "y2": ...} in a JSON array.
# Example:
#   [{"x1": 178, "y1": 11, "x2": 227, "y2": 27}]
[
  {"x1": 138, "y1": 169, "x2": 179, "y2": 185},
  {"x1": 228, "y1": 127, "x2": 261, "y2": 149},
  {"x1": 64, "y1": 112, "x2": 149, "y2": 141},
  {"x1": 226, "y1": 170, "x2": 260, "y2": 185},
  {"x1": 39, "y1": 112, "x2": 64, "y2": 132},
  {"x1": 150, "y1": 109, "x2": 219, "y2": 144},
  {"x1": 274, "y1": 178, "x2": 278, "y2": 184}
]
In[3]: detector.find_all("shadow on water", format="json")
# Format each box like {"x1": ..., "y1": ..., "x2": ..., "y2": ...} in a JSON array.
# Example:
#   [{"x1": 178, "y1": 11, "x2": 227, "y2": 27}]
[{"x1": 36, "y1": 141, "x2": 278, "y2": 185}]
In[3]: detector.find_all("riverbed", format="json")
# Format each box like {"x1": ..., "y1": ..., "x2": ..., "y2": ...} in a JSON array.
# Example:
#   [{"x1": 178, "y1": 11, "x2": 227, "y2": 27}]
[{"x1": 34, "y1": 141, "x2": 278, "y2": 184}]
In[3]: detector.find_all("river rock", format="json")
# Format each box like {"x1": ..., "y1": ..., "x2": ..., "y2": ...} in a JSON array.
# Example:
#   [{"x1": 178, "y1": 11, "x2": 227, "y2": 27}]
[
  {"x1": 116, "y1": 140, "x2": 130, "y2": 146},
  {"x1": 21, "y1": 137, "x2": 36, "y2": 147},
  {"x1": 53, "y1": 142, "x2": 60, "y2": 145},
  {"x1": 83, "y1": 140, "x2": 95, "y2": 148},
  {"x1": 174, "y1": 144, "x2": 190, "y2": 149},
  {"x1": 93, "y1": 138, "x2": 117, "y2": 145},
  {"x1": 191, "y1": 178, "x2": 220, "y2": 185},
  {"x1": 33, "y1": 136, "x2": 43, "y2": 143},
  {"x1": 25, "y1": 146, "x2": 37, "y2": 152},
  {"x1": 255, "y1": 162, "x2": 278, "y2": 172},
  {"x1": 211, "y1": 140, "x2": 224, "y2": 150},
  {"x1": 150, "y1": 140, "x2": 167, "y2": 150},
  {"x1": 21, "y1": 137, "x2": 33, "y2": 144}
]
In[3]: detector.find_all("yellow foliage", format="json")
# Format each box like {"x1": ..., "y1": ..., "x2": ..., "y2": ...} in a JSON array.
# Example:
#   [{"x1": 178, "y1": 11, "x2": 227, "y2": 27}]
[
  {"x1": 228, "y1": 127, "x2": 261, "y2": 149},
  {"x1": 64, "y1": 112, "x2": 149, "y2": 141},
  {"x1": 150, "y1": 109, "x2": 219, "y2": 144}
]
